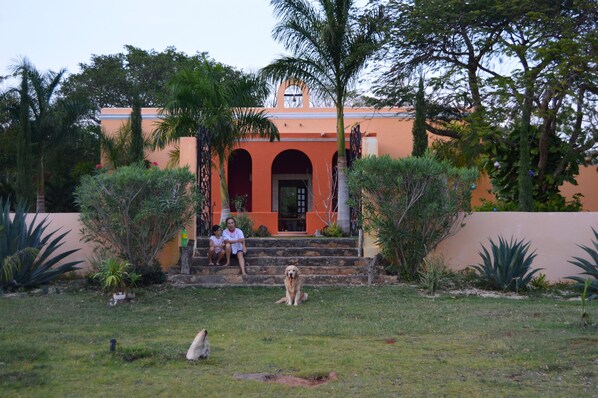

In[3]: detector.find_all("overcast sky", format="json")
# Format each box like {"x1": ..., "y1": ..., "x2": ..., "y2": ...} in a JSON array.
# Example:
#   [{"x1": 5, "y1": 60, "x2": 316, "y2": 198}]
[{"x1": 0, "y1": 0, "x2": 288, "y2": 87}]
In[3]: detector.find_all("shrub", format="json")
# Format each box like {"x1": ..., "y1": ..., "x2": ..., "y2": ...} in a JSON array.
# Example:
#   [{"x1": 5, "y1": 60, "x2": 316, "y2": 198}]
[
  {"x1": 473, "y1": 199, "x2": 517, "y2": 212},
  {"x1": 474, "y1": 196, "x2": 582, "y2": 212},
  {"x1": 529, "y1": 273, "x2": 551, "y2": 291},
  {"x1": 566, "y1": 227, "x2": 598, "y2": 298},
  {"x1": 348, "y1": 154, "x2": 477, "y2": 280},
  {"x1": 444, "y1": 267, "x2": 481, "y2": 290},
  {"x1": 232, "y1": 194, "x2": 248, "y2": 212},
  {"x1": 76, "y1": 164, "x2": 199, "y2": 278},
  {"x1": 93, "y1": 258, "x2": 140, "y2": 294},
  {"x1": 418, "y1": 254, "x2": 449, "y2": 294},
  {"x1": 473, "y1": 236, "x2": 541, "y2": 292},
  {"x1": 226, "y1": 212, "x2": 255, "y2": 238},
  {"x1": 255, "y1": 225, "x2": 271, "y2": 237},
  {"x1": 322, "y1": 222, "x2": 346, "y2": 237},
  {"x1": 0, "y1": 198, "x2": 81, "y2": 290}
]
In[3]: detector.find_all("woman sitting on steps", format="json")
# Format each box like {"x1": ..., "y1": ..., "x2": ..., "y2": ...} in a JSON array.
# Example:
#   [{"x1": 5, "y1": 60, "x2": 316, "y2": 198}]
[{"x1": 222, "y1": 216, "x2": 248, "y2": 276}]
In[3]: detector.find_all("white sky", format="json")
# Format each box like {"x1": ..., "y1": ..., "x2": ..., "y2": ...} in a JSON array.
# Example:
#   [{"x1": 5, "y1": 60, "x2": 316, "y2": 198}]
[{"x1": 0, "y1": 0, "x2": 288, "y2": 87}]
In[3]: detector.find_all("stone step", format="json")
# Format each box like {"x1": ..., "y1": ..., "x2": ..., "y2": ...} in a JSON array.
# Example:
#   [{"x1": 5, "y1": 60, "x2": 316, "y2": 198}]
[
  {"x1": 194, "y1": 237, "x2": 357, "y2": 249},
  {"x1": 190, "y1": 256, "x2": 370, "y2": 267},
  {"x1": 168, "y1": 273, "x2": 397, "y2": 287},
  {"x1": 195, "y1": 247, "x2": 359, "y2": 258},
  {"x1": 174, "y1": 265, "x2": 370, "y2": 276},
  {"x1": 172, "y1": 236, "x2": 388, "y2": 287}
]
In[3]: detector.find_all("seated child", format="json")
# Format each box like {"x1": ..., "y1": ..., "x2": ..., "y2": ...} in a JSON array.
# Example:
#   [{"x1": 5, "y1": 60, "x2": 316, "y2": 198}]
[{"x1": 208, "y1": 225, "x2": 225, "y2": 265}]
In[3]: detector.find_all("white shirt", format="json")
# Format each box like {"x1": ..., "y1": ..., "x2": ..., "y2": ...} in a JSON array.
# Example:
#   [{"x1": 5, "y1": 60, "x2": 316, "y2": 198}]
[
  {"x1": 222, "y1": 228, "x2": 245, "y2": 254},
  {"x1": 209, "y1": 235, "x2": 225, "y2": 253}
]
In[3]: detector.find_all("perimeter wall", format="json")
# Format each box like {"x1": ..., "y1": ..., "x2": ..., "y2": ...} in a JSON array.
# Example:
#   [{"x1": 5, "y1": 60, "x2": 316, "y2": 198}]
[{"x1": 34, "y1": 212, "x2": 598, "y2": 282}]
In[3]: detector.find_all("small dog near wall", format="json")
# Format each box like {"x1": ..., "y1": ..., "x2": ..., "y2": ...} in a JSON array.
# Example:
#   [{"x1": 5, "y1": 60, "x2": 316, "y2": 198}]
[
  {"x1": 276, "y1": 265, "x2": 308, "y2": 306},
  {"x1": 186, "y1": 329, "x2": 210, "y2": 360}
]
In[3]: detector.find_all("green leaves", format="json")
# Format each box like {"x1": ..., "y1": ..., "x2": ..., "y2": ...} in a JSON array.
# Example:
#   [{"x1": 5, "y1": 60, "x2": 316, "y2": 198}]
[
  {"x1": 155, "y1": 60, "x2": 279, "y2": 156},
  {"x1": 473, "y1": 236, "x2": 541, "y2": 291},
  {"x1": 347, "y1": 154, "x2": 477, "y2": 280},
  {"x1": 93, "y1": 258, "x2": 140, "y2": 294},
  {"x1": 567, "y1": 227, "x2": 598, "y2": 297},
  {"x1": 0, "y1": 198, "x2": 81, "y2": 290},
  {"x1": 263, "y1": 0, "x2": 383, "y2": 105},
  {"x1": 76, "y1": 164, "x2": 199, "y2": 271}
]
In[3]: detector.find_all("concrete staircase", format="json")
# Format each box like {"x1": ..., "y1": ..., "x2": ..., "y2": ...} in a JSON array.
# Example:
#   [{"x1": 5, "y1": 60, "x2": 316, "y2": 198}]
[{"x1": 168, "y1": 237, "x2": 396, "y2": 287}]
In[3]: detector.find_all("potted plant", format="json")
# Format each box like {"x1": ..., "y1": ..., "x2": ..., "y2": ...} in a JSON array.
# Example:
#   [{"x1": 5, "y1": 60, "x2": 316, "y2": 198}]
[{"x1": 93, "y1": 258, "x2": 141, "y2": 303}]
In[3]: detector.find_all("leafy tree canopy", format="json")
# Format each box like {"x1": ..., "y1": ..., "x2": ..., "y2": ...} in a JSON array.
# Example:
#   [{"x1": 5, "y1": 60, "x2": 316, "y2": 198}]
[
  {"x1": 60, "y1": 46, "x2": 219, "y2": 121},
  {"x1": 372, "y1": 0, "x2": 598, "y2": 210}
]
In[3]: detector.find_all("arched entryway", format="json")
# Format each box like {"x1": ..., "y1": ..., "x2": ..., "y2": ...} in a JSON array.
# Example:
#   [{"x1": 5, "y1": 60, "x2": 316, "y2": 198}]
[
  {"x1": 272, "y1": 150, "x2": 313, "y2": 232},
  {"x1": 228, "y1": 149, "x2": 252, "y2": 212}
]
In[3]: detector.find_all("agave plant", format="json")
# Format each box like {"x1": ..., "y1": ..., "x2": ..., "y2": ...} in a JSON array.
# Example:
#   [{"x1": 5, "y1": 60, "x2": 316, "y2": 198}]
[
  {"x1": 0, "y1": 198, "x2": 81, "y2": 290},
  {"x1": 473, "y1": 236, "x2": 541, "y2": 292},
  {"x1": 567, "y1": 228, "x2": 598, "y2": 298}
]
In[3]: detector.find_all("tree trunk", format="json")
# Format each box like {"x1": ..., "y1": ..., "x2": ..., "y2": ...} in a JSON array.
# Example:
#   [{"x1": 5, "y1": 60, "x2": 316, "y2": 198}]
[
  {"x1": 218, "y1": 156, "x2": 231, "y2": 223},
  {"x1": 518, "y1": 84, "x2": 534, "y2": 212},
  {"x1": 411, "y1": 76, "x2": 427, "y2": 157},
  {"x1": 36, "y1": 154, "x2": 45, "y2": 213},
  {"x1": 17, "y1": 69, "x2": 34, "y2": 206},
  {"x1": 130, "y1": 98, "x2": 144, "y2": 164},
  {"x1": 336, "y1": 104, "x2": 350, "y2": 233}
]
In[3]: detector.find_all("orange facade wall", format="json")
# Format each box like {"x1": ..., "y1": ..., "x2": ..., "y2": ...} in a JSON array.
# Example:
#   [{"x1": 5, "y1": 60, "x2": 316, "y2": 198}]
[
  {"x1": 561, "y1": 165, "x2": 598, "y2": 211},
  {"x1": 101, "y1": 84, "x2": 598, "y2": 242}
]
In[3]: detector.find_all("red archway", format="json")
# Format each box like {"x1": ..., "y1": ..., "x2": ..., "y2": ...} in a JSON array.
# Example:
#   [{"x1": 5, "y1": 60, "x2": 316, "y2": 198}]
[
  {"x1": 272, "y1": 150, "x2": 313, "y2": 231},
  {"x1": 228, "y1": 149, "x2": 252, "y2": 212}
]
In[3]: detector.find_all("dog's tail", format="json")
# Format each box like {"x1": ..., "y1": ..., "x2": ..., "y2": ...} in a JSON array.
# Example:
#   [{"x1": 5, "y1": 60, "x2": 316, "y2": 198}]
[
  {"x1": 301, "y1": 292, "x2": 308, "y2": 302},
  {"x1": 275, "y1": 297, "x2": 287, "y2": 304}
]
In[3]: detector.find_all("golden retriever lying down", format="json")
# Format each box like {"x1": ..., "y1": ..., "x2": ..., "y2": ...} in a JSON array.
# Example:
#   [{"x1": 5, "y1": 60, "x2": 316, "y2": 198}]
[{"x1": 276, "y1": 265, "x2": 308, "y2": 306}]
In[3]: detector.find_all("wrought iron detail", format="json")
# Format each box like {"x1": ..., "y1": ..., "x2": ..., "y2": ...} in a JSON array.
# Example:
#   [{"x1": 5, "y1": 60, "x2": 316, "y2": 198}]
[
  {"x1": 196, "y1": 126, "x2": 212, "y2": 237},
  {"x1": 349, "y1": 124, "x2": 362, "y2": 236}
]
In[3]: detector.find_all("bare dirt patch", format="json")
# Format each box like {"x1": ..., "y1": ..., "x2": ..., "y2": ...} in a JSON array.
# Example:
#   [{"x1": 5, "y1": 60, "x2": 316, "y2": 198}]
[{"x1": 234, "y1": 371, "x2": 337, "y2": 387}]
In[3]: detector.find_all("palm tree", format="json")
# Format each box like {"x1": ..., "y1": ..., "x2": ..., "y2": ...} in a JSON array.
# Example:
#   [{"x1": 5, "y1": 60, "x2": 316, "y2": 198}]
[
  {"x1": 261, "y1": 0, "x2": 383, "y2": 233},
  {"x1": 12, "y1": 60, "x2": 35, "y2": 205},
  {"x1": 10, "y1": 60, "x2": 90, "y2": 212},
  {"x1": 154, "y1": 60, "x2": 279, "y2": 222},
  {"x1": 26, "y1": 66, "x2": 90, "y2": 212},
  {"x1": 99, "y1": 119, "x2": 152, "y2": 169}
]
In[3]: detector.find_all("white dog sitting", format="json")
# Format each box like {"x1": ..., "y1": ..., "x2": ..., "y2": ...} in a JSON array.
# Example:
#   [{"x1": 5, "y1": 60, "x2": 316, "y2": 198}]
[
  {"x1": 276, "y1": 265, "x2": 308, "y2": 306},
  {"x1": 186, "y1": 329, "x2": 210, "y2": 360}
]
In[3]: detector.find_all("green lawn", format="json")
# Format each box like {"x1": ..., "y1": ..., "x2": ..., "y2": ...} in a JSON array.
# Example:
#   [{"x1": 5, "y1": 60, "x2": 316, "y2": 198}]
[{"x1": 0, "y1": 285, "x2": 596, "y2": 397}]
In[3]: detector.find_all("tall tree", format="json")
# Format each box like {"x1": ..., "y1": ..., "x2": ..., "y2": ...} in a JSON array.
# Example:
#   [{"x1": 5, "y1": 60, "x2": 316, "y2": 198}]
[
  {"x1": 130, "y1": 95, "x2": 144, "y2": 164},
  {"x1": 27, "y1": 67, "x2": 90, "y2": 212},
  {"x1": 261, "y1": 0, "x2": 383, "y2": 233},
  {"x1": 376, "y1": 0, "x2": 597, "y2": 210},
  {"x1": 411, "y1": 76, "x2": 427, "y2": 156},
  {"x1": 153, "y1": 60, "x2": 280, "y2": 222},
  {"x1": 14, "y1": 61, "x2": 34, "y2": 205},
  {"x1": 0, "y1": 88, "x2": 19, "y2": 201},
  {"x1": 60, "y1": 46, "x2": 211, "y2": 120},
  {"x1": 9, "y1": 61, "x2": 90, "y2": 212},
  {"x1": 2, "y1": 67, "x2": 97, "y2": 211}
]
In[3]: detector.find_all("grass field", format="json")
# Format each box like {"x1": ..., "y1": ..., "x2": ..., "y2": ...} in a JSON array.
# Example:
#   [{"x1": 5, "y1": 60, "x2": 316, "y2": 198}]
[{"x1": 1, "y1": 284, "x2": 596, "y2": 397}]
